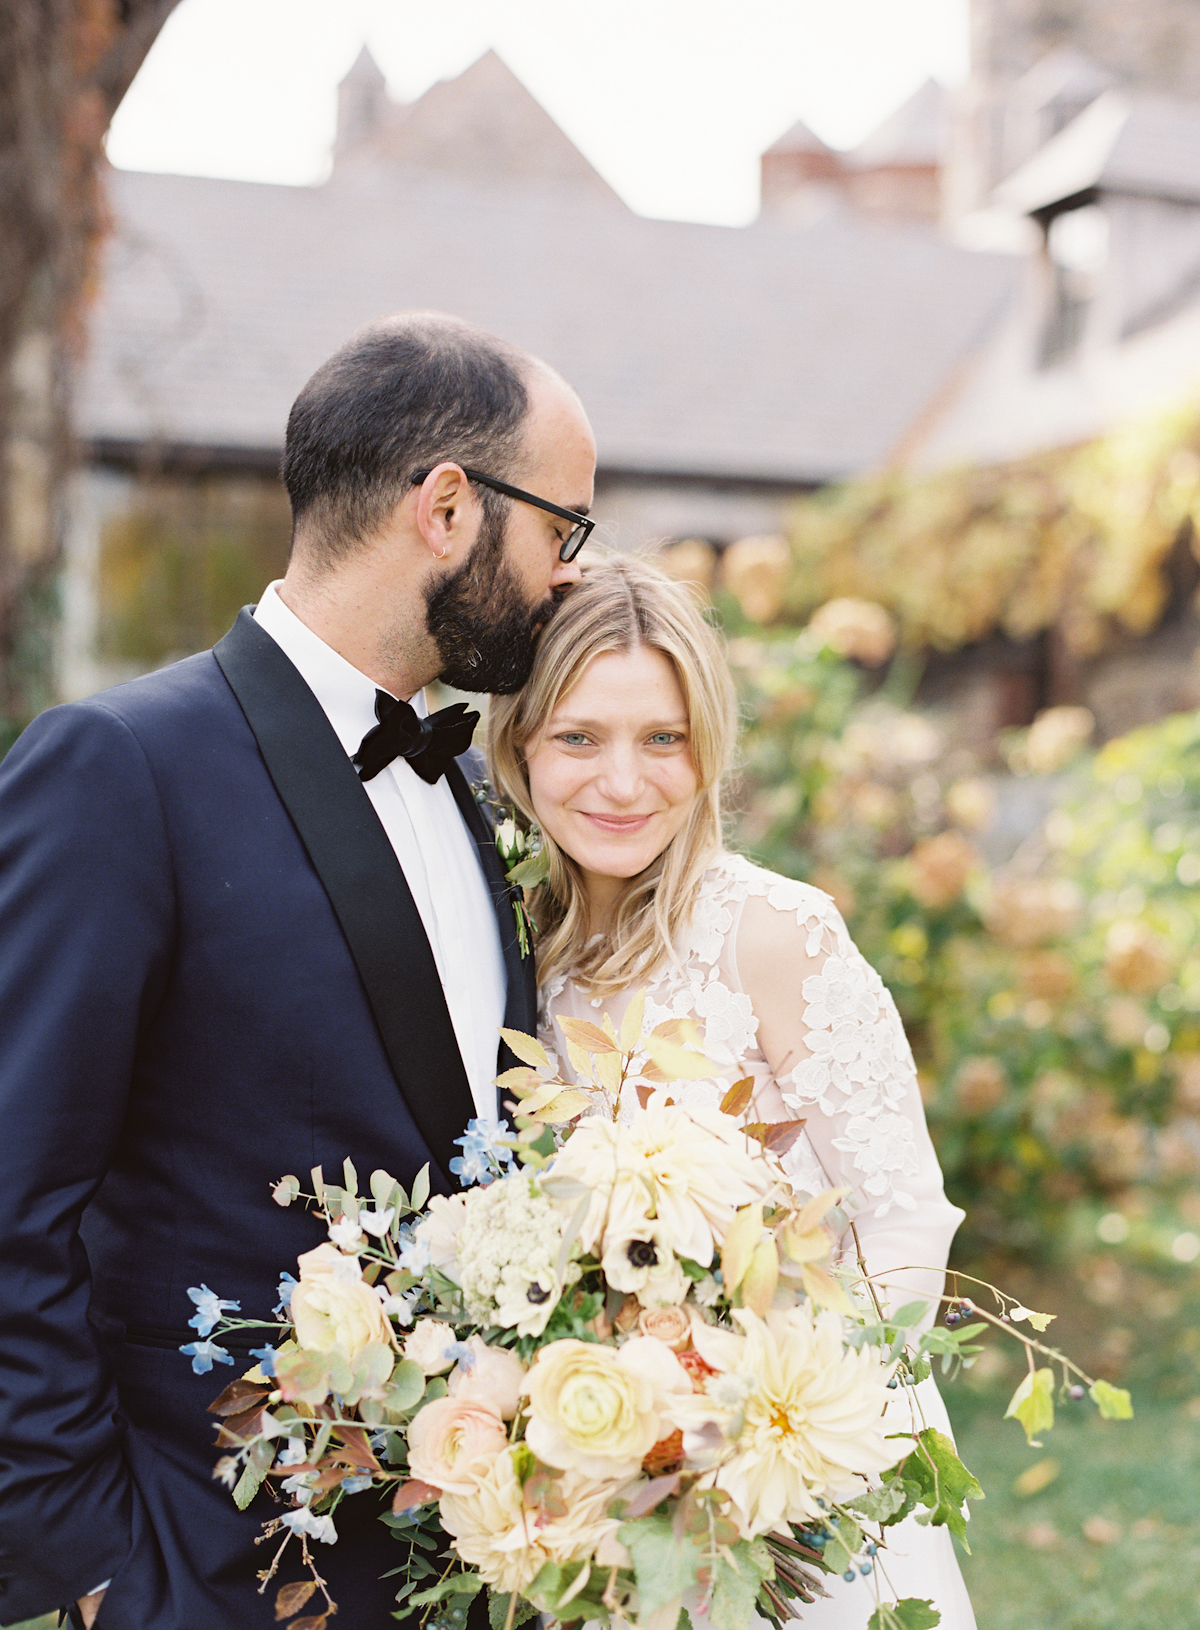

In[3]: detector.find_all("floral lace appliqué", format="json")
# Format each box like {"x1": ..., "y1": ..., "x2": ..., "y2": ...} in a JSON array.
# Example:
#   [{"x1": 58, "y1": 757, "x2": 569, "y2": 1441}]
[{"x1": 541, "y1": 851, "x2": 925, "y2": 1218}]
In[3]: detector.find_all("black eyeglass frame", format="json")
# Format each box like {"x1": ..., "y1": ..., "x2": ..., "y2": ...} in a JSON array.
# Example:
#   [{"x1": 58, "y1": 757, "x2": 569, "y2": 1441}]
[{"x1": 410, "y1": 466, "x2": 595, "y2": 562}]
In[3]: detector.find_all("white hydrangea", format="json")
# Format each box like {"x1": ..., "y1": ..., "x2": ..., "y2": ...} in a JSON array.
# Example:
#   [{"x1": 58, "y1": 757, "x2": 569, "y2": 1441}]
[{"x1": 456, "y1": 1174, "x2": 573, "y2": 1337}]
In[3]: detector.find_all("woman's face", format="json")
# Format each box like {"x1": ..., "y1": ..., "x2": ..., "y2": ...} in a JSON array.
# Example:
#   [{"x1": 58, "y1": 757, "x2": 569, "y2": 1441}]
[{"x1": 524, "y1": 646, "x2": 700, "y2": 898}]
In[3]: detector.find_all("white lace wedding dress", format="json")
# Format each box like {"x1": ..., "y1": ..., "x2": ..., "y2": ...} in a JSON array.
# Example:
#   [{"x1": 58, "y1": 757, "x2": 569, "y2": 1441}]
[{"x1": 539, "y1": 851, "x2": 977, "y2": 1629}]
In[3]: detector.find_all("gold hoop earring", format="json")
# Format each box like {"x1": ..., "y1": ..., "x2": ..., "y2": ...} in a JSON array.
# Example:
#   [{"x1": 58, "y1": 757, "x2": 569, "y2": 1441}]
[{"x1": 434, "y1": 546, "x2": 448, "y2": 560}]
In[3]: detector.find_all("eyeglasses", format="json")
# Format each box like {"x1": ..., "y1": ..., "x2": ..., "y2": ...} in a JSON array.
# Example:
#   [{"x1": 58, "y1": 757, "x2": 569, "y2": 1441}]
[{"x1": 411, "y1": 466, "x2": 594, "y2": 562}]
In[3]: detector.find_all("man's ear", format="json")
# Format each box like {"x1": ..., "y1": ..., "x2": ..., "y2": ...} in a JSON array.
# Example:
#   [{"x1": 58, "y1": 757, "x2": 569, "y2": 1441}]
[{"x1": 413, "y1": 463, "x2": 480, "y2": 562}]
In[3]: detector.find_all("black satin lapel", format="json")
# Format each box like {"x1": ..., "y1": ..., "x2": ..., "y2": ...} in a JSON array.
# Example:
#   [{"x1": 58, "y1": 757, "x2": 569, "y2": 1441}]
[
  {"x1": 213, "y1": 608, "x2": 473, "y2": 1187},
  {"x1": 446, "y1": 762, "x2": 538, "y2": 1061}
]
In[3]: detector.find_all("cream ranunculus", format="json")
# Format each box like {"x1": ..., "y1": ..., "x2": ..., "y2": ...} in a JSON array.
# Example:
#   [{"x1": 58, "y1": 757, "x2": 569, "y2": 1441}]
[
  {"x1": 679, "y1": 1305, "x2": 901, "y2": 1536},
  {"x1": 446, "y1": 1335, "x2": 526, "y2": 1421},
  {"x1": 523, "y1": 1336, "x2": 690, "y2": 1480},
  {"x1": 403, "y1": 1318, "x2": 457, "y2": 1376},
  {"x1": 290, "y1": 1243, "x2": 393, "y2": 1361},
  {"x1": 406, "y1": 1395, "x2": 509, "y2": 1494},
  {"x1": 439, "y1": 1450, "x2": 632, "y2": 1594}
]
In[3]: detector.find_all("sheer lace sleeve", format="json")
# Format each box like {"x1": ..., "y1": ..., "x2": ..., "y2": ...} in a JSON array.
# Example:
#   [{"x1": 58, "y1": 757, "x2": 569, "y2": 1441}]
[{"x1": 734, "y1": 877, "x2": 964, "y2": 1320}]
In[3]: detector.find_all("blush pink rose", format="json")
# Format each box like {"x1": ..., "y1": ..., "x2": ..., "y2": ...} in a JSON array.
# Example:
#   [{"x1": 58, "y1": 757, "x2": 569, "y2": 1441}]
[
  {"x1": 446, "y1": 1336, "x2": 526, "y2": 1421},
  {"x1": 406, "y1": 1395, "x2": 509, "y2": 1494}
]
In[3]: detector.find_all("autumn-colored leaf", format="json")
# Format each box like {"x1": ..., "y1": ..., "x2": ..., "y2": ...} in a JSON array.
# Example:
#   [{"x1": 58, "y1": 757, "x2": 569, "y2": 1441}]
[
  {"x1": 741, "y1": 1237, "x2": 779, "y2": 1315},
  {"x1": 564, "y1": 1039, "x2": 596, "y2": 1081},
  {"x1": 594, "y1": 1050, "x2": 623, "y2": 1097},
  {"x1": 499, "y1": 1028, "x2": 551, "y2": 1070},
  {"x1": 526, "y1": 1086, "x2": 594, "y2": 1124},
  {"x1": 719, "y1": 1077, "x2": 756, "y2": 1118},
  {"x1": 644, "y1": 1035, "x2": 718, "y2": 1081},
  {"x1": 634, "y1": 1084, "x2": 654, "y2": 1109},
  {"x1": 496, "y1": 1068, "x2": 541, "y2": 1099},
  {"x1": 559, "y1": 1016, "x2": 619, "y2": 1055},
  {"x1": 276, "y1": 1580, "x2": 318, "y2": 1620},
  {"x1": 215, "y1": 1405, "x2": 265, "y2": 1446},
  {"x1": 721, "y1": 1202, "x2": 763, "y2": 1294},
  {"x1": 392, "y1": 1478, "x2": 440, "y2": 1514},
  {"x1": 619, "y1": 989, "x2": 647, "y2": 1052},
  {"x1": 800, "y1": 1261, "x2": 855, "y2": 1314},
  {"x1": 333, "y1": 1424, "x2": 381, "y2": 1472},
  {"x1": 650, "y1": 1016, "x2": 701, "y2": 1047},
  {"x1": 792, "y1": 1186, "x2": 849, "y2": 1235},
  {"x1": 289, "y1": 1615, "x2": 328, "y2": 1630},
  {"x1": 207, "y1": 1379, "x2": 270, "y2": 1416},
  {"x1": 780, "y1": 1217, "x2": 830, "y2": 1265},
  {"x1": 761, "y1": 1119, "x2": 807, "y2": 1156}
]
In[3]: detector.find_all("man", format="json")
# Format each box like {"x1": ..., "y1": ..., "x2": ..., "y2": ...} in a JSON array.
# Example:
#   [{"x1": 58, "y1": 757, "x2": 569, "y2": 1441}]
[{"x1": 0, "y1": 312, "x2": 596, "y2": 1628}]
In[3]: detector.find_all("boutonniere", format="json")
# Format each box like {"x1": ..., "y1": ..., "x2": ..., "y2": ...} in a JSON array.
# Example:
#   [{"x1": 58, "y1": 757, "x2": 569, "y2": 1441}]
[{"x1": 473, "y1": 782, "x2": 549, "y2": 959}]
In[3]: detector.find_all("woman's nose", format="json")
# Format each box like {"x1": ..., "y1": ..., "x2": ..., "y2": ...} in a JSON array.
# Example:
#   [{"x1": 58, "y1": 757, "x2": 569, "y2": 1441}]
[{"x1": 596, "y1": 747, "x2": 642, "y2": 803}]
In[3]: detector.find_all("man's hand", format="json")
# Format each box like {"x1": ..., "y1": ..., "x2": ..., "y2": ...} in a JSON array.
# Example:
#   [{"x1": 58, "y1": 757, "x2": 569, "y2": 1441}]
[{"x1": 78, "y1": 1588, "x2": 106, "y2": 1627}]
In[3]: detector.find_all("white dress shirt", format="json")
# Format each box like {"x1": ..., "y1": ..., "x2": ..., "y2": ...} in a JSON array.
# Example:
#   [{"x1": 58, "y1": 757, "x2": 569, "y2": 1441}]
[{"x1": 253, "y1": 583, "x2": 507, "y2": 1125}]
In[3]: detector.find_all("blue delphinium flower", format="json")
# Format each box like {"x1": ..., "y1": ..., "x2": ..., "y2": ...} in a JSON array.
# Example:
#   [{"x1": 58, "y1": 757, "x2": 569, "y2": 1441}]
[
  {"x1": 179, "y1": 1339, "x2": 235, "y2": 1375},
  {"x1": 273, "y1": 1272, "x2": 298, "y2": 1317},
  {"x1": 186, "y1": 1284, "x2": 241, "y2": 1338},
  {"x1": 442, "y1": 1342, "x2": 475, "y2": 1372},
  {"x1": 449, "y1": 1118, "x2": 515, "y2": 1187},
  {"x1": 249, "y1": 1346, "x2": 278, "y2": 1377},
  {"x1": 340, "y1": 1474, "x2": 375, "y2": 1495}
]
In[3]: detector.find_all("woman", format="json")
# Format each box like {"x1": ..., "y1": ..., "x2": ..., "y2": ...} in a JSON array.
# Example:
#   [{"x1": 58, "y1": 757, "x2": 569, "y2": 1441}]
[{"x1": 487, "y1": 554, "x2": 976, "y2": 1629}]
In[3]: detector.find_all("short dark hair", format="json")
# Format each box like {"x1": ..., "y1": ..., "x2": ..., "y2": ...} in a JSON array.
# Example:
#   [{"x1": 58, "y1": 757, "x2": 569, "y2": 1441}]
[{"x1": 282, "y1": 312, "x2": 532, "y2": 564}]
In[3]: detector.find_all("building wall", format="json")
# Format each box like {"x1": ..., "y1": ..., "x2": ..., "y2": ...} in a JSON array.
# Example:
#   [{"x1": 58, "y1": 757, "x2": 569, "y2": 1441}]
[{"x1": 951, "y1": 0, "x2": 1200, "y2": 219}]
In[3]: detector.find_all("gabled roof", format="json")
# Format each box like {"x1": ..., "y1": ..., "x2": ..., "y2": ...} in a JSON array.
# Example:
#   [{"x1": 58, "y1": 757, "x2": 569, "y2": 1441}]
[
  {"x1": 333, "y1": 48, "x2": 622, "y2": 205},
  {"x1": 996, "y1": 90, "x2": 1200, "y2": 214},
  {"x1": 763, "y1": 117, "x2": 837, "y2": 160},
  {"x1": 78, "y1": 164, "x2": 1018, "y2": 485},
  {"x1": 851, "y1": 79, "x2": 946, "y2": 170}
]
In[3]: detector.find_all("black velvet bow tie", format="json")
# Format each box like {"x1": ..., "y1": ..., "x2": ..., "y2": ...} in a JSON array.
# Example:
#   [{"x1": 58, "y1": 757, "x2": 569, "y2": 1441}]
[{"x1": 353, "y1": 690, "x2": 480, "y2": 785}]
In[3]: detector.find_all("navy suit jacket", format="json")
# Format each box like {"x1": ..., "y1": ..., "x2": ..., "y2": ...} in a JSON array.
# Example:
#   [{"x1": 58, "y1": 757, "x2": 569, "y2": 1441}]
[{"x1": 0, "y1": 611, "x2": 535, "y2": 1628}]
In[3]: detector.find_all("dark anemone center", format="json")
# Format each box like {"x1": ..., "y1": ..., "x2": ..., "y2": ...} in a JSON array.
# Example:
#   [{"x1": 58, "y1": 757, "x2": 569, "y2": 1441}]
[
  {"x1": 526, "y1": 1283, "x2": 551, "y2": 1304},
  {"x1": 627, "y1": 1240, "x2": 659, "y2": 1268}
]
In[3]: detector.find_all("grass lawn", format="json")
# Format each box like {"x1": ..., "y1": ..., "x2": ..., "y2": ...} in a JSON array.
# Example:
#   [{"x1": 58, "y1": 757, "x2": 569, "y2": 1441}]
[
  {"x1": 944, "y1": 1384, "x2": 1200, "y2": 1630},
  {"x1": 10, "y1": 1392, "x2": 1197, "y2": 1630}
]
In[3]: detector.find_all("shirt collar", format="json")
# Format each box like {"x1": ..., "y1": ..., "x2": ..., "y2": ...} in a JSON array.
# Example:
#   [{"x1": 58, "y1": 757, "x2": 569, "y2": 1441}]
[{"x1": 252, "y1": 581, "x2": 428, "y2": 759}]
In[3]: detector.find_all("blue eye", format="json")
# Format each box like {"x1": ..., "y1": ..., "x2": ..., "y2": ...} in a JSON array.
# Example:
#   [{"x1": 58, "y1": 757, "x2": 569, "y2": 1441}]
[
  {"x1": 649, "y1": 732, "x2": 683, "y2": 746},
  {"x1": 560, "y1": 732, "x2": 590, "y2": 747}
]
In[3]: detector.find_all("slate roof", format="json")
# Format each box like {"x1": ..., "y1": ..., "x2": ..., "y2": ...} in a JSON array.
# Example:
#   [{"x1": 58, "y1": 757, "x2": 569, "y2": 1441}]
[
  {"x1": 997, "y1": 90, "x2": 1200, "y2": 214},
  {"x1": 78, "y1": 163, "x2": 1017, "y2": 485}
]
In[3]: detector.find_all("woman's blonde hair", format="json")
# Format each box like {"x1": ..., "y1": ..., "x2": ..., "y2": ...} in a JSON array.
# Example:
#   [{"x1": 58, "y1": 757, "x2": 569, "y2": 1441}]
[{"x1": 487, "y1": 553, "x2": 738, "y2": 995}]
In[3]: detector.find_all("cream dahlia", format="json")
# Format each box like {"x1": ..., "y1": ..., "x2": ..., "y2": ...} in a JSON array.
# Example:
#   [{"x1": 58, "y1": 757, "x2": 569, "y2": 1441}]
[{"x1": 680, "y1": 1306, "x2": 902, "y2": 1535}]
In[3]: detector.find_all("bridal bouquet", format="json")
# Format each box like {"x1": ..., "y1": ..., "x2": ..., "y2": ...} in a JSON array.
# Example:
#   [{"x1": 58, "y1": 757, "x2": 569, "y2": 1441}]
[{"x1": 190, "y1": 1007, "x2": 1129, "y2": 1630}]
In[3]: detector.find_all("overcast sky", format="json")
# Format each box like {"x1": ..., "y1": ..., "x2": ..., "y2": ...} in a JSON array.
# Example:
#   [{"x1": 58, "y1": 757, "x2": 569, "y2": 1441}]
[{"x1": 106, "y1": 0, "x2": 969, "y2": 225}]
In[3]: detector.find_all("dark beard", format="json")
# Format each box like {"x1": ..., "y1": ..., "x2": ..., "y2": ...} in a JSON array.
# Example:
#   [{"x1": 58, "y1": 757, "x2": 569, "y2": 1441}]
[{"x1": 424, "y1": 505, "x2": 560, "y2": 693}]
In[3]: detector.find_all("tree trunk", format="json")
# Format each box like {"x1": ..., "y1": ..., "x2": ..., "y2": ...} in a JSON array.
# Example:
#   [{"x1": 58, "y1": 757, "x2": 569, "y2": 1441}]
[{"x1": 0, "y1": 0, "x2": 180, "y2": 741}]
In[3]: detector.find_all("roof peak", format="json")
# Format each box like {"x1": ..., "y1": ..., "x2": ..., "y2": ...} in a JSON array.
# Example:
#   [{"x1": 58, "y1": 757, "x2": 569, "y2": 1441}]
[{"x1": 332, "y1": 46, "x2": 622, "y2": 203}]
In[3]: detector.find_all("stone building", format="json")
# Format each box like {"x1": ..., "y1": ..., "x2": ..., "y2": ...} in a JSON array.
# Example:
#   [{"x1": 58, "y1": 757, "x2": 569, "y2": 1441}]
[{"x1": 66, "y1": 48, "x2": 1015, "y2": 697}]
